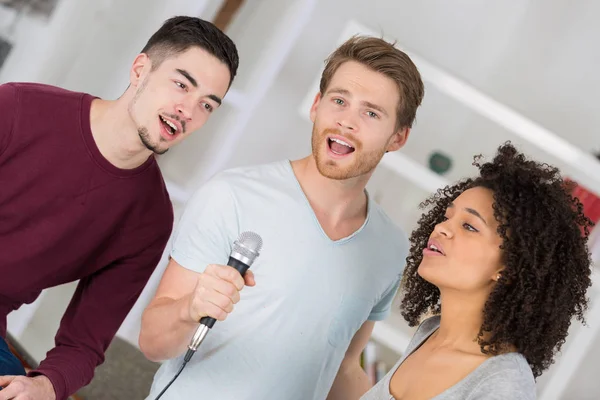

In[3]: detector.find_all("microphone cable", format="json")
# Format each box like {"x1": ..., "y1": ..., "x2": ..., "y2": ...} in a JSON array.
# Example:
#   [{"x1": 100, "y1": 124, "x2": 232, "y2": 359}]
[
  {"x1": 152, "y1": 231, "x2": 263, "y2": 400},
  {"x1": 153, "y1": 348, "x2": 195, "y2": 400}
]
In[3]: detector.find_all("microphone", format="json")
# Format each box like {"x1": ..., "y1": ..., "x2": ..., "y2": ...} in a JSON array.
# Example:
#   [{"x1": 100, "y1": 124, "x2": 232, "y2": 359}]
[
  {"x1": 153, "y1": 231, "x2": 263, "y2": 399},
  {"x1": 184, "y1": 231, "x2": 263, "y2": 362}
]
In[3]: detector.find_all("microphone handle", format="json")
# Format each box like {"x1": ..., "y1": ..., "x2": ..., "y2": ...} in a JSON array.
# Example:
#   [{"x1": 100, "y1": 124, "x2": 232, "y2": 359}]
[{"x1": 199, "y1": 256, "x2": 250, "y2": 329}]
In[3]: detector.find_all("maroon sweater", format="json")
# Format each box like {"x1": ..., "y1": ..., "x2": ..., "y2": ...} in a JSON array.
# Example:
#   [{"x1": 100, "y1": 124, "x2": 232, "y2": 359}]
[{"x1": 0, "y1": 83, "x2": 173, "y2": 399}]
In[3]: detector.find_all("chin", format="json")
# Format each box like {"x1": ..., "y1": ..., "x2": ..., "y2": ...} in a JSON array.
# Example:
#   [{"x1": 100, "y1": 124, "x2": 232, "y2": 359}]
[
  {"x1": 316, "y1": 152, "x2": 370, "y2": 181},
  {"x1": 153, "y1": 147, "x2": 169, "y2": 156},
  {"x1": 139, "y1": 129, "x2": 169, "y2": 155},
  {"x1": 416, "y1": 263, "x2": 441, "y2": 286},
  {"x1": 316, "y1": 162, "x2": 353, "y2": 180}
]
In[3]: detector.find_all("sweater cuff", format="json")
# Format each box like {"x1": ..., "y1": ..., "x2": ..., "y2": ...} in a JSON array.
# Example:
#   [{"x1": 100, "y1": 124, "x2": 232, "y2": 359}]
[{"x1": 28, "y1": 367, "x2": 67, "y2": 400}]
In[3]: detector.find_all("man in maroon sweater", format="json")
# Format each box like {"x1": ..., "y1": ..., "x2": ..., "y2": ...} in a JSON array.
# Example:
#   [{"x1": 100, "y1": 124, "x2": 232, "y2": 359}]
[{"x1": 0, "y1": 16, "x2": 238, "y2": 400}]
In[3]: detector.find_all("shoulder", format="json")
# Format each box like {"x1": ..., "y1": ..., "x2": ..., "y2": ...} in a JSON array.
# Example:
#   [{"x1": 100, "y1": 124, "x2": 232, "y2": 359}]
[
  {"x1": 0, "y1": 83, "x2": 18, "y2": 118},
  {"x1": 178, "y1": 164, "x2": 268, "y2": 216},
  {"x1": 416, "y1": 315, "x2": 441, "y2": 337},
  {"x1": 2, "y1": 82, "x2": 94, "y2": 118},
  {"x1": 467, "y1": 354, "x2": 536, "y2": 399},
  {"x1": 3, "y1": 82, "x2": 90, "y2": 101},
  {"x1": 400, "y1": 316, "x2": 441, "y2": 354},
  {"x1": 0, "y1": 82, "x2": 17, "y2": 98},
  {"x1": 216, "y1": 160, "x2": 291, "y2": 186},
  {"x1": 0, "y1": 83, "x2": 21, "y2": 113},
  {"x1": 198, "y1": 160, "x2": 292, "y2": 199}
]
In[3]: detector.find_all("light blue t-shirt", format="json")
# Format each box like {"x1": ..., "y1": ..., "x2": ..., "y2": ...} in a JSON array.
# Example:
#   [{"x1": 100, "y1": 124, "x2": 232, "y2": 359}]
[{"x1": 146, "y1": 160, "x2": 408, "y2": 400}]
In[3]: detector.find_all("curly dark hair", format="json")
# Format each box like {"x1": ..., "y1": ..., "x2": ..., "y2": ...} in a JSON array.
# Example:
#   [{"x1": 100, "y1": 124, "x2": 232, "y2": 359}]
[{"x1": 400, "y1": 142, "x2": 594, "y2": 378}]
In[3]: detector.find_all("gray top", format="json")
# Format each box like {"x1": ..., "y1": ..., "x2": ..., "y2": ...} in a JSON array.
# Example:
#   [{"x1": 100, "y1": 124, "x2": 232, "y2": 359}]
[{"x1": 361, "y1": 316, "x2": 536, "y2": 400}]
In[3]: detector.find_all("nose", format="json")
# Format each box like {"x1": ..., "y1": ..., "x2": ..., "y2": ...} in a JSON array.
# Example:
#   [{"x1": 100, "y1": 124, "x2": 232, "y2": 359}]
[
  {"x1": 175, "y1": 98, "x2": 194, "y2": 121},
  {"x1": 336, "y1": 109, "x2": 357, "y2": 131},
  {"x1": 434, "y1": 218, "x2": 453, "y2": 238}
]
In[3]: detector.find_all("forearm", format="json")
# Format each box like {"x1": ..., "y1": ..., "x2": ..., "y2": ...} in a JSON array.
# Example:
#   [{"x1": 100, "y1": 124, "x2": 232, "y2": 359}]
[
  {"x1": 139, "y1": 295, "x2": 199, "y2": 361},
  {"x1": 327, "y1": 362, "x2": 371, "y2": 400},
  {"x1": 28, "y1": 345, "x2": 97, "y2": 400}
]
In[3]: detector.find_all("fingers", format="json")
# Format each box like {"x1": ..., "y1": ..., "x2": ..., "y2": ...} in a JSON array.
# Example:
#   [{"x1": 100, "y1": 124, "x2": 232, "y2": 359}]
[
  {"x1": 189, "y1": 264, "x2": 255, "y2": 322},
  {"x1": 208, "y1": 264, "x2": 246, "y2": 290},
  {"x1": 196, "y1": 297, "x2": 231, "y2": 322},
  {"x1": 206, "y1": 264, "x2": 255, "y2": 288},
  {"x1": 197, "y1": 278, "x2": 236, "y2": 314},
  {"x1": 201, "y1": 268, "x2": 242, "y2": 304},
  {"x1": 0, "y1": 377, "x2": 21, "y2": 400},
  {"x1": 0, "y1": 376, "x2": 15, "y2": 387}
]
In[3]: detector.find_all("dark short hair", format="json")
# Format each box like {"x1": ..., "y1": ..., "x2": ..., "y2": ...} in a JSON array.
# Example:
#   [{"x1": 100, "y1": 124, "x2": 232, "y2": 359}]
[
  {"x1": 141, "y1": 16, "x2": 239, "y2": 87},
  {"x1": 320, "y1": 35, "x2": 424, "y2": 131}
]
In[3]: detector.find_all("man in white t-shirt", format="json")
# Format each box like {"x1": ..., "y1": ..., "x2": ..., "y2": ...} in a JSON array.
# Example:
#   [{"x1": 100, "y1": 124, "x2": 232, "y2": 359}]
[{"x1": 140, "y1": 35, "x2": 425, "y2": 400}]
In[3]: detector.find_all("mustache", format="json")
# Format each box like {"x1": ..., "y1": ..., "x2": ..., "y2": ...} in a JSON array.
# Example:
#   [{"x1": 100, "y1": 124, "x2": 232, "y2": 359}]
[
  {"x1": 320, "y1": 128, "x2": 360, "y2": 147},
  {"x1": 162, "y1": 113, "x2": 187, "y2": 133}
]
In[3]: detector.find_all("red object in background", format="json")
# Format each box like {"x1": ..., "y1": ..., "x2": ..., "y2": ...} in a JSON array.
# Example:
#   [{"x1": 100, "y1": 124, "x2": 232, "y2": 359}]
[{"x1": 568, "y1": 180, "x2": 600, "y2": 225}]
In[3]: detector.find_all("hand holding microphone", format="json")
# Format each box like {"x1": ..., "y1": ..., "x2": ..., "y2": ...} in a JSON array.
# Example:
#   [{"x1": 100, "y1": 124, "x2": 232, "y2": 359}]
[
  {"x1": 154, "y1": 231, "x2": 263, "y2": 400},
  {"x1": 187, "y1": 231, "x2": 262, "y2": 357},
  {"x1": 186, "y1": 263, "x2": 256, "y2": 325}
]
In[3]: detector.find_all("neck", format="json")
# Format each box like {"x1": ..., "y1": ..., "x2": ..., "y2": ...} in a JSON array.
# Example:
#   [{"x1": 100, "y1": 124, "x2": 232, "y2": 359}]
[
  {"x1": 89, "y1": 97, "x2": 153, "y2": 169},
  {"x1": 290, "y1": 155, "x2": 370, "y2": 223},
  {"x1": 433, "y1": 289, "x2": 488, "y2": 352}
]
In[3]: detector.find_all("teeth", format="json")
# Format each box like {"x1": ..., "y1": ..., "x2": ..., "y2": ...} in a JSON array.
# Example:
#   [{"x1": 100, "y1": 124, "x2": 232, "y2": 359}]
[
  {"x1": 429, "y1": 244, "x2": 441, "y2": 253},
  {"x1": 161, "y1": 116, "x2": 177, "y2": 133},
  {"x1": 330, "y1": 138, "x2": 353, "y2": 148}
]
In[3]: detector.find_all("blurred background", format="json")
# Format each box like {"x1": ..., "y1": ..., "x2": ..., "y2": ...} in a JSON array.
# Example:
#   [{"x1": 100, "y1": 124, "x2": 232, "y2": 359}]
[{"x1": 2, "y1": 0, "x2": 600, "y2": 398}]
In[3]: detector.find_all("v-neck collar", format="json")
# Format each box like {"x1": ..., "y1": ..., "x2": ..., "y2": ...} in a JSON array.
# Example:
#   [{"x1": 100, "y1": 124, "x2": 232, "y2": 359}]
[{"x1": 284, "y1": 160, "x2": 371, "y2": 244}]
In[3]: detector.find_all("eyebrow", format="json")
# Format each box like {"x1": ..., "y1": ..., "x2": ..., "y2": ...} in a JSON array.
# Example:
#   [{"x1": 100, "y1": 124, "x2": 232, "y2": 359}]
[
  {"x1": 448, "y1": 203, "x2": 488, "y2": 225},
  {"x1": 176, "y1": 68, "x2": 222, "y2": 106},
  {"x1": 208, "y1": 94, "x2": 222, "y2": 106},
  {"x1": 326, "y1": 87, "x2": 389, "y2": 117},
  {"x1": 176, "y1": 69, "x2": 197, "y2": 87}
]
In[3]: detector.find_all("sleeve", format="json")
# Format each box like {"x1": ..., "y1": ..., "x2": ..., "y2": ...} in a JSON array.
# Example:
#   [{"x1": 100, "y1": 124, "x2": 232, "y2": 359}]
[
  {"x1": 27, "y1": 226, "x2": 172, "y2": 400},
  {"x1": 466, "y1": 369, "x2": 536, "y2": 400},
  {"x1": 170, "y1": 176, "x2": 240, "y2": 273},
  {"x1": 0, "y1": 83, "x2": 17, "y2": 157},
  {"x1": 368, "y1": 273, "x2": 401, "y2": 321}
]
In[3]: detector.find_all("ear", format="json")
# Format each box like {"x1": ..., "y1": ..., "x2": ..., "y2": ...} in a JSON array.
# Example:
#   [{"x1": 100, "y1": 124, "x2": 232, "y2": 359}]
[
  {"x1": 130, "y1": 53, "x2": 151, "y2": 88},
  {"x1": 492, "y1": 267, "x2": 505, "y2": 282},
  {"x1": 386, "y1": 127, "x2": 410, "y2": 153},
  {"x1": 309, "y1": 92, "x2": 322, "y2": 123}
]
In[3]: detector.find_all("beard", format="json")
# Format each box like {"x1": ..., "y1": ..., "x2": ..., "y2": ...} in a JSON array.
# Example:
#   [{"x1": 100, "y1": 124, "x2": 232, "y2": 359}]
[
  {"x1": 138, "y1": 126, "x2": 169, "y2": 155},
  {"x1": 311, "y1": 126, "x2": 386, "y2": 180},
  {"x1": 128, "y1": 76, "x2": 169, "y2": 155}
]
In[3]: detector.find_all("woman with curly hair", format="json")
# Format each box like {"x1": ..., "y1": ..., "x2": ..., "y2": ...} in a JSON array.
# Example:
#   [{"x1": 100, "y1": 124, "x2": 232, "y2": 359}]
[{"x1": 361, "y1": 142, "x2": 593, "y2": 400}]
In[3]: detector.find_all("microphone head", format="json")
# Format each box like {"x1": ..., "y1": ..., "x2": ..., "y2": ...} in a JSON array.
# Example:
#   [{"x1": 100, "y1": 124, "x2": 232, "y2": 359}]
[{"x1": 232, "y1": 231, "x2": 263, "y2": 265}]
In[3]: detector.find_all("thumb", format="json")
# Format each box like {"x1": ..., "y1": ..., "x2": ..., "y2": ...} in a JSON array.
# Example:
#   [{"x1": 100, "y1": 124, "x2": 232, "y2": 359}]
[{"x1": 244, "y1": 270, "x2": 256, "y2": 287}]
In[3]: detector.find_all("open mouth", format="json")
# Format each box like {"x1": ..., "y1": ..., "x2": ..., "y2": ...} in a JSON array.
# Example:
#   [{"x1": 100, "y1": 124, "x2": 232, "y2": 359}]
[
  {"x1": 159, "y1": 115, "x2": 178, "y2": 136},
  {"x1": 424, "y1": 238, "x2": 446, "y2": 257},
  {"x1": 327, "y1": 137, "x2": 355, "y2": 156},
  {"x1": 427, "y1": 243, "x2": 444, "y2": 255}
]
